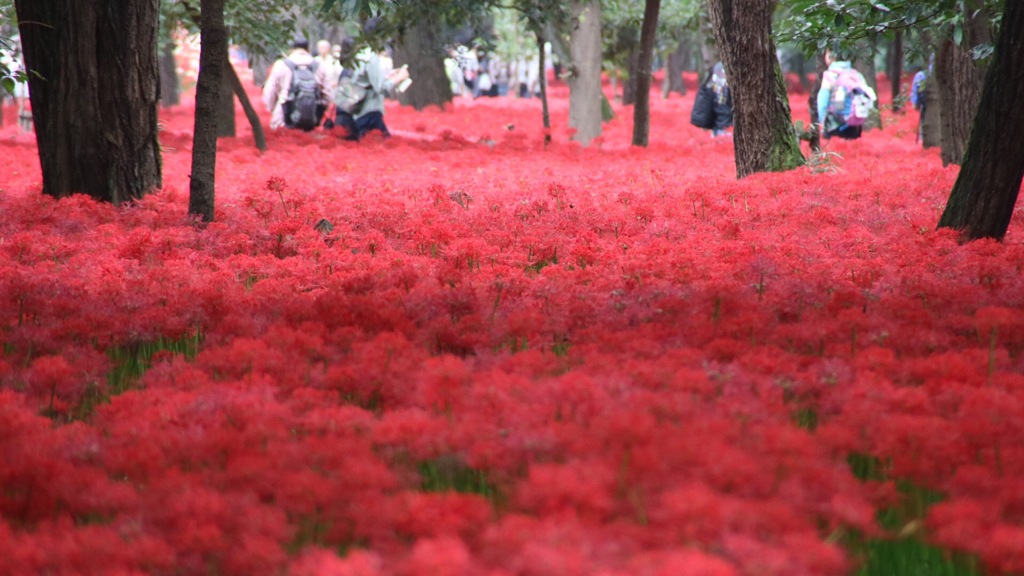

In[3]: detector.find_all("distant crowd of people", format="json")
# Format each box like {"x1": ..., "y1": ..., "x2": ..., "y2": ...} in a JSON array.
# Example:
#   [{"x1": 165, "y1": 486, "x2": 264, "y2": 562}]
[{"x1": 260, "y1": 36, "x2": 546, "y2": 140}]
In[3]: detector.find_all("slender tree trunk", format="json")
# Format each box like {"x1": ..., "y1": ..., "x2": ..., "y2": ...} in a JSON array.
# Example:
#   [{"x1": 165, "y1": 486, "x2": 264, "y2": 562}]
[
  {"x1": 855, "y1": 40, "x2": 878, "y2": 100},
  {"x1": 622, "y1": 49, "x2": 639, "y2": 107},
  {"x1": 217, "y1": 56, "x2": 236, "y2": 138},
  {"x1": 699, "y1": 13, "x2": 719, "y2": 72},
  {"x1": 793, "y1": 50, "x2": 812, "y2": 92},
  {"x1": 663, "y1": 38, "x2": 688, "y2": 98},
  {"x1": 250, "y1": 49, "x2": 271, "y2": 87},
  {"x1": 808, "y1": 53, "x2": 824, "y2": 153},
  {"x1": 937, "y1": 0, "x2": 1024, "y2": 241},
  {"x1": 568, "y1": 0, "x2": 603, "y2": 146},
  {"x1": 189, "y1": 0, "x2": 226, "y2": 222},
  {"x1": 159, "y1": 36, "x2": 180, "y2": 107},
  {"x1": 707, "y1": 0, "x2": 804, "y2": 177},
  {"x1": 392, "y1": 17, "x2": 452, "y2": 110},
  {"x1": 935, "y1": 0, "x2": 990, "y2": 166},
  {"x1": 224, "y1": 53, "x2": 267, "y2": 152},
  {"x1": 536, "y1": 31, "x2": 552, "y2": 146},
  {"x1": 14, "y1": 0, "x2": 162, "y2": 204},
  {"x1": 921, "y1": 70, "x2": 942, "y2": 149},
  {"x1": 632, "y1": 0, "x2": 661, "y2": 147},
  {"x1": 888, "y1": 31, "x2": 903, "y2": 111}
]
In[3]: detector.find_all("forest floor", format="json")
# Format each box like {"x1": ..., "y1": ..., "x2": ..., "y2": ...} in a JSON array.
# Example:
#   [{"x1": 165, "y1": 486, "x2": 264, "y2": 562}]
[{"x1": 0, "y1": 75, "x2": 1022, "y2": 575}]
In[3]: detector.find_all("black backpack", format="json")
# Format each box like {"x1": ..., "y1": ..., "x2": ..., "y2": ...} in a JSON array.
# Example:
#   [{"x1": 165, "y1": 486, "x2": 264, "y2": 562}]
[{"x1": 285, "y1": 59, "x2": 321, "y2": 130}]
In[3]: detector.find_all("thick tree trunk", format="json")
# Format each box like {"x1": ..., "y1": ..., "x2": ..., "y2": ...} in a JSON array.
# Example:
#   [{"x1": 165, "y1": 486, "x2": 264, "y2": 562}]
[
  {"x1": 568, "y1": 0, "x2": 603, "y2": 146},
  {"x1": 537, "y1": 31, "x2": 552, "y2": 146},
  {"x1": 632, "y1": 0, "x2": 661, "y2": 147},
  {"x1": 216, "y1": 58, "x2": 236, "y2": 138},
  {"x1": 662, "y1": 38, "x2": 688, "y2": 98},
  {"x1": 707, "y1": 0, "x2": 803, "y2": 178},
  {"x1": 937, "y1": 0, "x2": 1024, "y2": 241},
  {"x1": 392, "y1": 17, "x2": 452, "y2": 111},
  {"x1": 224, "y1": 53, "x2": 267, "y2": 153},
  {"x1": 14, "y1": 0, "x2": 162, "y2": 204},
  {"x1": 935, "y1": 1, "x2": 990, "y2": 166},
  {"x1": 188, "y1": 0, "x2": 226, "y2": 222},
  {"x1": 888, "y1": 31, "x2": 903, "y2": 111},
  {"x1": 159, "y1": 37, "x2": 180, "y2": 107}
]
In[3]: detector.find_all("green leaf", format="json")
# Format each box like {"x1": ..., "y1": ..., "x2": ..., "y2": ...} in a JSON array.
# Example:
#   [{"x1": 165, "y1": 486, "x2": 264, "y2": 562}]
[
  {"x1": 1, "y1": 77, "x2": 14, "y2": 96},
  {"x1": 953, "y1": 21, "x2": 963, "y2": 45}
]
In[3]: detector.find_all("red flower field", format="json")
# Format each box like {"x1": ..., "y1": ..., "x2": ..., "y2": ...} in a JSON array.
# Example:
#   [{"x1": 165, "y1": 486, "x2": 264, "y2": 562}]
[{"x1": 1, "y1": 76, "x2": 1022, "y2": 575}]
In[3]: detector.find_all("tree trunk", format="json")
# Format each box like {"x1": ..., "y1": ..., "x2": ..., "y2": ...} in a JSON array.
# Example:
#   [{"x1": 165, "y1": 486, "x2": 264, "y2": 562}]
[
  {"x1": 392, "y1": 17, "x2": 452, "y2": 111},
  {"x1": 662, "y1": 38, "x2": 688, "y2": 98},
  {"x1": 807, "y1": 53, "x2": 825, "y2": 153},
  {"x1": 159, "y1": 37, "x2": 180, "y2": 107},
  {"x1": 188, "y1": 0, "x2": 226, "y2": 223},
  {"x1": 632, "y1": 0, "x2": 661, "y2": 147},
  {"x1": 921, "y1": 71, "x2": 942, "y2": 149},
  {"x1": 224, "y1": 53, "x2": 267, "y2": 153},
  {"x1": 14, "y1": 0, "x2": 162, "y2": 204},
  {"x1": 888, "y1": 31, "x2": 903, "y2": 111},
  {"x1": 568, "y1": 0, "x2": 603, "y2": 146},
  {"x1": 707, "y1": 0, "x2": 804, "y2": 178},
  {"x1": 935, "y1": 1, "x2": 990, "y2": 166},
  {"x1": 537, "y1": 31, "x2": 552, "y2": 146},
  {"x1": 216, "y1": 56, "x2": 236, "y2": 138},
  {"x1": 250, "y1": 49, "x2": 271, "y2": 87},
  {"x1": 622, "y1": 49, "x2": 639, "y2": 107},
  {"x1": 699, "y1": 13, "x2": 719, "y2": 72},
  {"x1": 793, "y1": 50, "x2": 812, "y2": 92},
  {"x1": 855, "y1": 40, "x2": 878, "y2": 101},
  {"x1": 937, "y1": 0, "x2": 1024, "y2": 241}
]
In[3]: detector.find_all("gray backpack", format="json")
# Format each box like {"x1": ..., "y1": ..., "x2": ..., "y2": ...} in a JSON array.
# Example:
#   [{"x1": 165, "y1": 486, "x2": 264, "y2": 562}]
[{"x1": 285, "y1": 59, "x2": 321, "y2": 129}]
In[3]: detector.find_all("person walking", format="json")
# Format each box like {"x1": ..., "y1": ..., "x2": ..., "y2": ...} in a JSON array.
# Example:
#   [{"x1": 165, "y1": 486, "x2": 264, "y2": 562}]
[
  {"x1": 816, "y1": 49, "x2": 877, "y2": 140},
  {"x1": 690, "y1": 62, "x2": 733, "y2": 137},
  {"x1": 262, "y1": 37, "x2": 330, "y2": 130},
  {"x1": 333, "y1": 46, "x2": 410, "y2": 141}
]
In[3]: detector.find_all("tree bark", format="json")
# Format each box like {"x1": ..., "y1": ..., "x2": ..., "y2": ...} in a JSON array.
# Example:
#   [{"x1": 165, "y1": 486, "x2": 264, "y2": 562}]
[
  {"x1": 537, "y1": 31, "x2": 552, "y2": 146},
  {"x1": 188, "y1": 0, "x2": 226, "y2": 223},
  {"x1": 662, "y1": 38, "x2": 688, "y2": 98},
  {"x1": 807, "y1": 53, "x2": 825, "y2": 153},
  {"x1": 632, "y1": 0, "x2": 661, "y2": 147},
  {"x1": 224, "y1": 53, "x2": 267, "y2": 153},
  {"x1": 622, "y1": 49, "x2": 639, "y2": 107},
  {"x1": 568, "y1": 0, "x2": 603, "y2": 146},
  {"x1": 855, "y1": 40, "x2": 878, "y2": 102},
  {"x1": 249, "y1": 49, "x2": 271, "y2": 87},
  {"x1": 935, "y1": 1, "x2": 990, "y2": 166},
  {"x1": 937, "y1": 0, "x2": 1024, "y2": 241},
  {"x1": 921, "y1": 70, "x2": 942, "y2": 149},
  {"x1": 392, "y1": 17, "x2": 452, "y2": 111},
  {"x1": 707, "y1": 0, "x2": 804, "y2": 178},
  {"x1": 159, "y1": 37, "x2": 180, "y2": 108},
  {"x1": 888, "y1": 31, "x2": 903, "y2": 111},
  {"x1": 14, "y1": 0, "x2": 162, "y2": 204},
  {"x1": 216, "y1": 56, "x2": 236, "y2": 138}
]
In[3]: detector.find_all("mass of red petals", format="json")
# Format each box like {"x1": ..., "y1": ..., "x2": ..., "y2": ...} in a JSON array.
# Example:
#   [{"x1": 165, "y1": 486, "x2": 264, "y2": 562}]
[{"x1": 1, "y1": 72, "x2": 1022, "y2": 575}]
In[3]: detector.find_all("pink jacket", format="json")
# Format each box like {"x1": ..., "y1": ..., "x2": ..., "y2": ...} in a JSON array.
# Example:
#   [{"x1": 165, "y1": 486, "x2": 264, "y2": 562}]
[{"x1": 262, "y1": 50, "x2": 330, "y2": 129}]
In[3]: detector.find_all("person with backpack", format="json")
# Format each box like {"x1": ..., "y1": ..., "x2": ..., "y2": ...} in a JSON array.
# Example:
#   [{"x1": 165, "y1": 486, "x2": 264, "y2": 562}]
[
  {"x1": 816, "y1": 49, "x2": 877, "y2": 140},
  {"x1": 690, "y1": 62, "x2": 733, "y2": 137},
  {"x1": 333, "y1": 45, "x2": 410, "y2": 141},
  {"x1": 262, "y1": 37, "x2": 329, "y2": 131}
]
